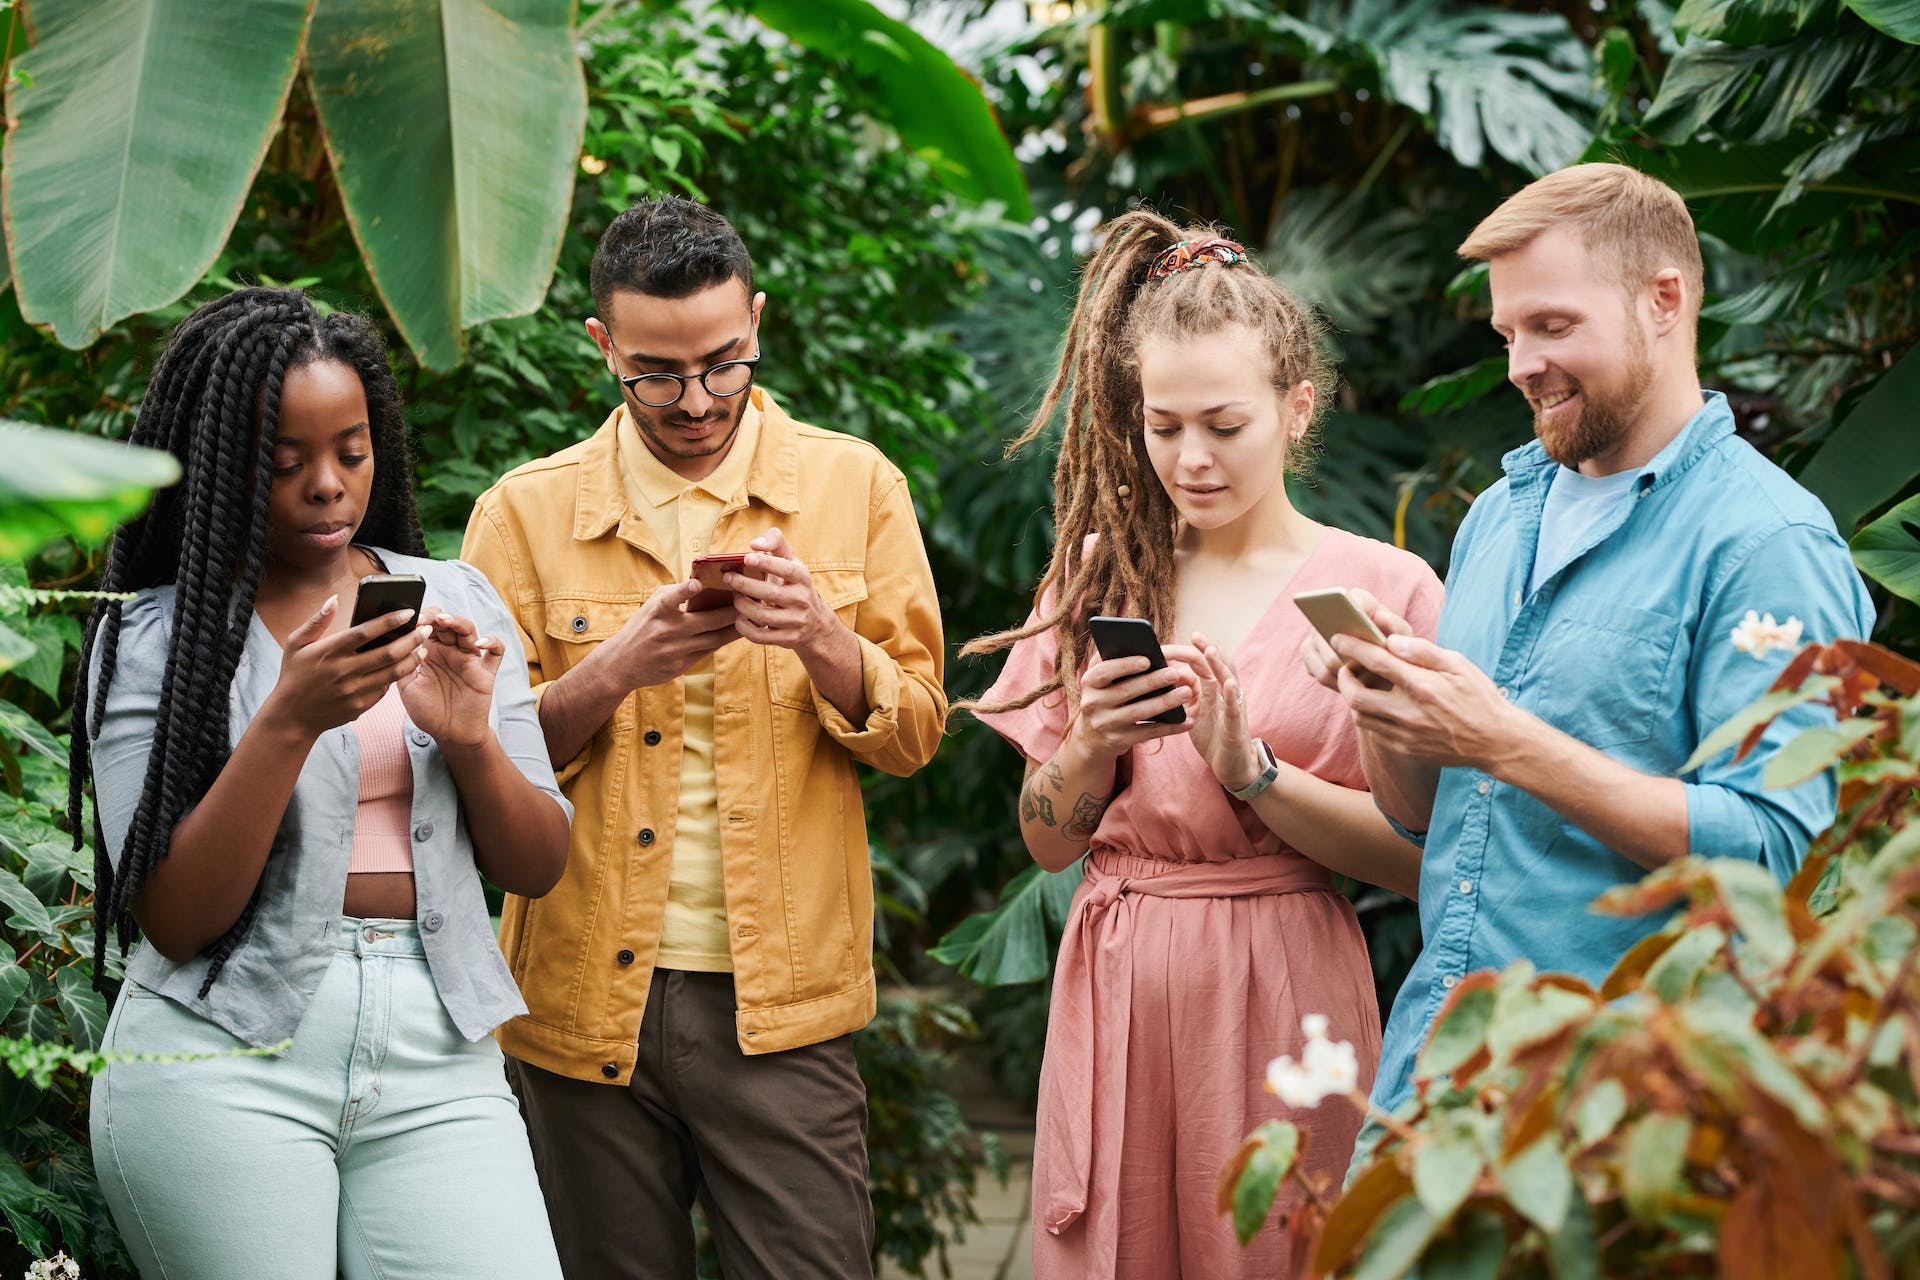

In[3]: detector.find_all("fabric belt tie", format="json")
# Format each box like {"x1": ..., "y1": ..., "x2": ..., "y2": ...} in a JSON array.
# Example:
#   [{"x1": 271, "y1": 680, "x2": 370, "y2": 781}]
[{"x1": 1038, "y1": 850, "x2": 1337, "y2": 1240}]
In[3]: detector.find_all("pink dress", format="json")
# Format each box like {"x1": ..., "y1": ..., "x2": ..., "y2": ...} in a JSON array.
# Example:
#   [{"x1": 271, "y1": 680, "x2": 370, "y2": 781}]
[{"x1": 977, "y1": 528, "x2": 1443, "y2": 1279}]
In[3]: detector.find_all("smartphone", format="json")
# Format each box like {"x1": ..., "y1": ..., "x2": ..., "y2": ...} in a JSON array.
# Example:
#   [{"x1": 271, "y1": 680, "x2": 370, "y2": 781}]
[
  {"x1": 685, "y1": 553, "x2": 750, "y2": 612},
  {"x1": 350, "y1": 573, "x2": 426, "y2": 653},
  {"x1": 1087, "y1": 615, "x2": 1185, "y2": 725},
  {"x1": 1292, "y1": 588, "x2": 1390, "y2": 649}
]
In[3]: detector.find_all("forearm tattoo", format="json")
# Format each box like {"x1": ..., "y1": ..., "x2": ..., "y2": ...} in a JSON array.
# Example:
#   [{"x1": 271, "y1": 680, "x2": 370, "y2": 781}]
[{"x1": 1022, "y1": 759, "x2": 1111, "y2": 838}]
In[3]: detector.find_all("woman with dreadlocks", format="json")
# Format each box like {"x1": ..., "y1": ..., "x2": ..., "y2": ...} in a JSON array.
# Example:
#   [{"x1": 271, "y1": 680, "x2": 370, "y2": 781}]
[
  {"x1": 965, "y1": 212, "x2": 1443, "y2": 1277},
  {"x1": 72, "y1": 288, "x2": 569, "y2": 1278}
]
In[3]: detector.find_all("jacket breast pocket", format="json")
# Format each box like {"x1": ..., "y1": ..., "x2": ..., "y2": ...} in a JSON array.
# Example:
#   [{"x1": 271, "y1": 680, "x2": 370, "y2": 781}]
[
  {"x1": 542, "y1": 597, "x2": 641, "y2": 670},
  {"x1": 1532, "y1": 600, "x2": 1681, "y2": 751},
  {"x1": 768, "y1": 567, "x2": 868, "y2": 710}
]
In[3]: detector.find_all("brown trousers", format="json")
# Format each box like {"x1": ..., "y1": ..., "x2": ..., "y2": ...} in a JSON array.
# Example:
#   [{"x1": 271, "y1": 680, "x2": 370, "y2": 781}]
[{"x1": 509, "y1": 969, "x2": 874, "y2": 1280}]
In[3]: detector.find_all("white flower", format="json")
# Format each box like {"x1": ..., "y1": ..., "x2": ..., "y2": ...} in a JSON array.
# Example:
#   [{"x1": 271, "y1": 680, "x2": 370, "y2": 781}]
[
  {"x1": 1265, "y1": 1014, "x2": 1360, "y2": 1109},
  {"x1": 1729, "y1": 610, "x2": 1803, "y2": 660},
  {"x1": 26, "y1": 1255, "x2": 82, "y2": 1280}
]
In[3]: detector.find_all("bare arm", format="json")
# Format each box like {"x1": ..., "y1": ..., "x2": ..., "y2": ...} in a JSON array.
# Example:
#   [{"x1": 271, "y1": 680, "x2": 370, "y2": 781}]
[
  {"x1": 1015, "y1": 657, "x2": 1196, "y2": 873},
  {"x1": 441, "y1": 733, "x2": 571, "y2": 894}
]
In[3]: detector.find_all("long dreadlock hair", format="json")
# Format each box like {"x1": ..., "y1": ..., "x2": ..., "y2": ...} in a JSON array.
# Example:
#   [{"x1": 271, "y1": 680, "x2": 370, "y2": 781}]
[
  {"x1": 960, "y1": 209, "x2": 1334, "y2": 717},
  {"x1": 68, "y1": 288, "x2": 426, "y2": 994}
]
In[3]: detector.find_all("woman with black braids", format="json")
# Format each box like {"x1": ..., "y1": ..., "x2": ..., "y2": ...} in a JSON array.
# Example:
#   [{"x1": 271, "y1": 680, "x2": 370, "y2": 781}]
[{"x1": 73, "y1": 288, "x2": 569, "y2": 1278}]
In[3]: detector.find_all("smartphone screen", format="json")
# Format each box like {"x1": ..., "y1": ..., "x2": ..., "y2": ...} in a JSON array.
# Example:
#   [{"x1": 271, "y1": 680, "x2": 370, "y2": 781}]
[
  {"x1": 350, "y1": 574, "x2": 426, "y2": 653},
  {"x1": 1291, "y1": 588, "x2": 1389, "y2": 648},
  {"x1": 1087, "y1": 615, "x2": 1185, "y2": 725}
]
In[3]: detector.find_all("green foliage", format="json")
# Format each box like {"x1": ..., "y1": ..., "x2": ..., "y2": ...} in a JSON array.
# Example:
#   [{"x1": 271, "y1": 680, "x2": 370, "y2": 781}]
[
  {"x1": 1225, "y1": 636, "x2": 1920, "y2": 1275},
  {"x1": 740, "y1": 0, "x2": 1032, "y2": 217},
  {"x1": 0, "y1": 424, "x2": 177, "y2": 561},
  {"x1": 855, "y1": 993, "x2": 1007, "y2": 1277},
  {"x1": 3, "y1": 0, "x2": 587, "y2": 366}
]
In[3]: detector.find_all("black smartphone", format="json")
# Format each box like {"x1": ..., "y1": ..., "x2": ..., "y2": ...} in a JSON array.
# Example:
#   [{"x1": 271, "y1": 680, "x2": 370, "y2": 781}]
[
  {"x1": 1087, "y1": 615, "x2": 1185, "y2": 725},
  {"x1": 350, "y1": 574, "x2": 426, "y2": 653}
]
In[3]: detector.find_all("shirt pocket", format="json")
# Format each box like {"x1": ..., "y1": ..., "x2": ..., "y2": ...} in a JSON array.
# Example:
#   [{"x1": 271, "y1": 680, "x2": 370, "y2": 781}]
[
  {"x1": 1532, "y1": 600, "x2": 1681, "y2": 751},
  {"x1": 768, "y1": 566, "x2": 868, "y2": 711},
  {"x1": 542, "y1": 596, "x2": 645, "y2": 729}
]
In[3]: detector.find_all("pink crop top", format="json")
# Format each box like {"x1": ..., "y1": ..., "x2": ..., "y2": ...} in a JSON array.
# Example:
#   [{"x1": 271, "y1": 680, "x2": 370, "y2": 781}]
[{"x1": 348, "y1": 685, "x2": 415, "y2": 875}]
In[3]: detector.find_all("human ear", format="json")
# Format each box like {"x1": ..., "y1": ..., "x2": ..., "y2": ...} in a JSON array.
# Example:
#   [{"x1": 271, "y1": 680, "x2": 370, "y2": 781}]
[
  {"x1": 1647, "y1": 268, "x2": 1688, "y2": 337},
  {"x1": 1287, "y1": 380, "x2": 1315, "y2": 442},
  {"x1": 584, "y1": 317, "x2": 615, "y2": 369},
  {"x1": 751, "y1": 290, "x2": 768, "y2": 328}
]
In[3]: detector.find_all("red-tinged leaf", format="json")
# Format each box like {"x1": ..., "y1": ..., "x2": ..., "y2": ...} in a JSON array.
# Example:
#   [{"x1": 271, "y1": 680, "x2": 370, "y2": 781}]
[
  {"x1": 1833, "y1": 639, "x2": 1920, "y2": 696},
  {"x1": 1761, "y1": 718, "x2": 1885, "y2": 790},
  {"x1": 1621, "y1": 1112, "x2": 1691, "y2": 1221},
  {"x1": 1718, "y1": 1177, "x2": 1844, "y2": 1280},
  {"x1": 1603, "y1": 929, "x2": 1683, "y2": 999},
  {"x1": 1536, "y1": 973, "x2": 1599, "y2": 998},
  {"x1": 1501, "y1": 1080, "x2": 1559, "y2": 1160},
  {"x1": 1844, "y1": 1187, "x2": 1892, "y2": 1280},
  {"x1": 1685, "y1": 678, "x2": 1840, "y2": 773},
  {"x1": 1315, "y1": 1156, "x2": 1413, "y2": 1272},
  {"x1": 1415, "y1": 971, "x2": 1500, "y2": 1081},
  {"x1": 1769, "y1": 644, "x2": 1824, "y2": 694},
  {"x1": 1218, "y1": 1134, "x2": 1260, "y2": 1219},
  {"x1": 1784, "y1": 848, "x2": 1835, "y2": 909}
]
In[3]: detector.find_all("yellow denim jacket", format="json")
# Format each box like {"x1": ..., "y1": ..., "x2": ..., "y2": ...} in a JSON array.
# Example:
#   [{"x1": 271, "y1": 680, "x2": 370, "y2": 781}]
[{"x1": 462, "y1": 389, "x2": 946, "y2": 1081}]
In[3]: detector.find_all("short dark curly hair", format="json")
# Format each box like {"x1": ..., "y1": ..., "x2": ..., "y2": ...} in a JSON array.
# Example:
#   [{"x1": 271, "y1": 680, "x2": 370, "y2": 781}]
[{"x1": 590, "y1": 196, "x2": 754, "y2": 313}]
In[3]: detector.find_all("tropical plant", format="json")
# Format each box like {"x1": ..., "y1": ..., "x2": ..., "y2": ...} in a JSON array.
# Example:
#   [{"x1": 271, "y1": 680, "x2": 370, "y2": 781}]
[
  {"x1": 0, "y1": 424, "x2": 173, "y2": 1276},
  {"x1": 1222, "y1": 634, "x2": 1920, "y2": 1276},
  {"x1": 0, "y1": 0, "x2": 1025, "y2": 369}
]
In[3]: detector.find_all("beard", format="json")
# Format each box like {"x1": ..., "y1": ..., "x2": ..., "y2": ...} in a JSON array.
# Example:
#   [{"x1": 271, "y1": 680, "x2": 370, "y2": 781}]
[
  {"x1": 1529, "y1": 327, "x2": 1654, "y2": 468},
  {"x1": 628, "y1": 390, "x2": 749, "y2": 465}
]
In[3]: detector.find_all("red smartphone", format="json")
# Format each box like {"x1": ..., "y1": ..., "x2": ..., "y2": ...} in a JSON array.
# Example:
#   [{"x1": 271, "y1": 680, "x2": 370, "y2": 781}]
[{"x1": 687, "y1": 553, "x2": 750, "y2": 611}]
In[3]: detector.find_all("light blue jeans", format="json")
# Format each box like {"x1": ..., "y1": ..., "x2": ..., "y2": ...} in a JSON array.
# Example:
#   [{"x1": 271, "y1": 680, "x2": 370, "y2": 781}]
[{"x1": 90, "y1": 919, "x2": 562, "y2": 1280}]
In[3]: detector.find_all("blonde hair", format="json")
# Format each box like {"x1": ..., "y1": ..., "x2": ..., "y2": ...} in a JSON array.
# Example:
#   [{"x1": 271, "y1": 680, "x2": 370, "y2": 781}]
[
  {"x1": 958, "y1": 208, "x2": 1332, "y2": 718},
  {"x1": 1458, "y1": 163, "x2": 1703, "y2": 321}
]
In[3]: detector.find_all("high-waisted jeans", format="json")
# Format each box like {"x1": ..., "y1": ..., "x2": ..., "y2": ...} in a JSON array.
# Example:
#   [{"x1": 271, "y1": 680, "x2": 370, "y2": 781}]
[{"x1": 90, "y1": 918, "x2": 562, "y2": 1280}]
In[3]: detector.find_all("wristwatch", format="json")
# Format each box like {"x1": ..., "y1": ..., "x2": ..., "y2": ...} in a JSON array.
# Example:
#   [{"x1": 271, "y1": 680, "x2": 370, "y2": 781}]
[{"x1": 1226, "y1": 738, "x2": 1280, "y2": 801}]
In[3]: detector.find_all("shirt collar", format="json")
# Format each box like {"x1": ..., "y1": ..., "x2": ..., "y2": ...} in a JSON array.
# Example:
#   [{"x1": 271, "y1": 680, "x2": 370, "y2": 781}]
[
  {"x1": 1502, "y1": 389, "x2": 1735, "y2": 496},
  {"x1": 617, "y1": 397, "x2": 763, "y2": 510},
  {"x1": 572, "y1": 386, "x2": 800, "y2": 542}
]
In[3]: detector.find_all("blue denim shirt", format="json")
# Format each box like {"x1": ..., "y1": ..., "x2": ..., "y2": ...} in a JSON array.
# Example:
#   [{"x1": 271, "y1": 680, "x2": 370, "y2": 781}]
[
  {"x1": 1372, "y1": 393, "x2": 1875, "y2": 1113},
  {"x1": 88, "y1": 551, "x2": 569, "y2": 1046}
]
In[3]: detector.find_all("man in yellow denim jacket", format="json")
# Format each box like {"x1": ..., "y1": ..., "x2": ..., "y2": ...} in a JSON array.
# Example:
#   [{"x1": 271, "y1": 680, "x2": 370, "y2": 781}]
[{"x1": 461, "y1": 198, "x2": 945, "y2": 1280}]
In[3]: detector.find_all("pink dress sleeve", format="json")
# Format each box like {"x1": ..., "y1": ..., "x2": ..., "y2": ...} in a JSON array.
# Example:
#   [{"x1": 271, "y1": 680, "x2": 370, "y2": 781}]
[{"x1": 971, "y1": 590, "x2": 1073, "y2": 766}]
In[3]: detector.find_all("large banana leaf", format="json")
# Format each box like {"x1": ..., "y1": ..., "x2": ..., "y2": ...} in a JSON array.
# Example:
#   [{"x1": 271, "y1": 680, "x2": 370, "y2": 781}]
[
  {"x1": 0, "y1": 421, "x2": 180, "y2": 559},
  {"x1": 1797, "y1": 344, "x2": 1920, "y2": 534},
  {"x1": 2, "y1": 0, "x2": 313, "y2": 349},
  {"x1": 928, "y1": 858, "x2": 1081, "y2": 985},
  {"x1": 306, "y1": 0, "x2": 587, "y2": 370},
  {"x1": 745, "y1": 0, "x2": 1032, "y2": 218}
]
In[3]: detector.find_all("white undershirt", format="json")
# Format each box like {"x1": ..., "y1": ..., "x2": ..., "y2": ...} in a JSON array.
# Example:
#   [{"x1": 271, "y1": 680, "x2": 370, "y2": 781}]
[{"x1": 1529, "y1": 464, "x2": 1641, "y2": 595}]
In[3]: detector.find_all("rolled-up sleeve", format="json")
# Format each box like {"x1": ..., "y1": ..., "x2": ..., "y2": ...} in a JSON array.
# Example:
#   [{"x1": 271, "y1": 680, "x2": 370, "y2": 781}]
[
  {"x1": 813, "y1": 472, "x2": 946, "y2": 775},
  {"x1": 1683, "y1": 521, "x2": 1877, "y2": 882}
]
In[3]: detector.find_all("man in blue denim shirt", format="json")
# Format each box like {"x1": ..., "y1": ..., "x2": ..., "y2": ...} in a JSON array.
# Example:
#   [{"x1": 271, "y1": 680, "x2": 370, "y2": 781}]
[{"x1": 1305, "y1": 164, "x2": 1876, "y2": 1140}]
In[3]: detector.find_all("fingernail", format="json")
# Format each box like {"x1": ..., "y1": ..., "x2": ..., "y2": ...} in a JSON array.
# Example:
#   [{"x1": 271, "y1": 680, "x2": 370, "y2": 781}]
[{"x1": 323, "y1": 594, "x2": 338, "y2": 612}]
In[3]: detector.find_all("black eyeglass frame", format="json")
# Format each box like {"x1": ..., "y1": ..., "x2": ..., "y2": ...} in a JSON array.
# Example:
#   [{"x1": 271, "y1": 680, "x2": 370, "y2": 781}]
[{"x1": 604, "y1": 332, "x2": 763, "y2": 409}]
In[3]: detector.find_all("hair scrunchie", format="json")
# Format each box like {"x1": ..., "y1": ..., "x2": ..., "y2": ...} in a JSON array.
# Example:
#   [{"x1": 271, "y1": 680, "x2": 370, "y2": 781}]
[{"x1": 1146, "y1": 236, "x2": 1248, "y2": 282}]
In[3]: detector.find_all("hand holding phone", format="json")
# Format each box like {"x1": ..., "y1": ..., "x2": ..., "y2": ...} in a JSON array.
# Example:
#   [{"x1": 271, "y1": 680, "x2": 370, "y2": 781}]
[
  {"x1": 351, "y1": 574, "x2": 427, "y2": 653},
  {"x1": 687, "y1": 553, "x2": 751, "y2": 612},
  {"x1": 1087, "y1": 615, "x2": 1186, "y2": 725},
  {"x1": 1294, "y1": 587, "x2": 1397, "y2": 690}
]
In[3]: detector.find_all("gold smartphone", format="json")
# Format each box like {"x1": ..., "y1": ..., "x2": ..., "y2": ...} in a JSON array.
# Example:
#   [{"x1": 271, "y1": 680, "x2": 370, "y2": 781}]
[{"x1": 1292, "y1": 587, "x2": 1389, "y2": 648}]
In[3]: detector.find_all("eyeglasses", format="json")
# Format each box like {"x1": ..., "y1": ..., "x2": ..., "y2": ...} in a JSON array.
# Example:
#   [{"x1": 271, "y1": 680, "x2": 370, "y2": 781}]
[{"x1": 606, "y1": 335, "x2": 761, "y2": 409}]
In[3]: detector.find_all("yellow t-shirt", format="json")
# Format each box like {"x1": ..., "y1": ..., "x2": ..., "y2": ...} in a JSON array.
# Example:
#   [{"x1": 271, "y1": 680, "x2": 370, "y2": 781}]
[{"x1": 615, "y1": 403, "x2": 762, "y2": 972}]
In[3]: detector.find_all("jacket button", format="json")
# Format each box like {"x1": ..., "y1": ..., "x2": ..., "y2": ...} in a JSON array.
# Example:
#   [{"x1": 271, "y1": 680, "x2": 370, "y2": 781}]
[
  {"x1": 410, "y1": 729, "x2": 432, "y2": 748},
  {"x1": 617, "y1": 949, "x2": 635, "y2": 965},
  {"x1": 412, "y1": 822, "x2": 434, "y2": 842},
  {"x1": 644, "y1": 730, "x2": 662, "y2": 746},
  {"x1": 570, "y1": 615, "x2": 589, "y2": 634},
  {"x1": 601, "y1": 1063, "x2": 619, "y2": 1079},
  {"x1": 421, "y1": 911, "x2": 445, "y2": 933},
  {"x1": 638, "y1": 828, "x2": 655, "y2": 846}
]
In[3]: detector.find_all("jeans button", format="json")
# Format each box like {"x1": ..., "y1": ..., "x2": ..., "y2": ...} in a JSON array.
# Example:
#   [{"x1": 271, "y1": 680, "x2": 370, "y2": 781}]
[
  {"x1": 362, "y1": 925, "x2": 377, "y2": 944},
  {"x1": 421, "y1": 911, "x2": 445, "y2": 933},
  {"x1": 637, "y1": 828, "x2": 655, "y2": 847}
]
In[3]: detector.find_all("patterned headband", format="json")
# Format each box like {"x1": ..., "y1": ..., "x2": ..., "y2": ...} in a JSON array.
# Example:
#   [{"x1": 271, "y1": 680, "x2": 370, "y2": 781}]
[{"x1": 1146, "y1": 236, "x2": 1248, "y2": 282}]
